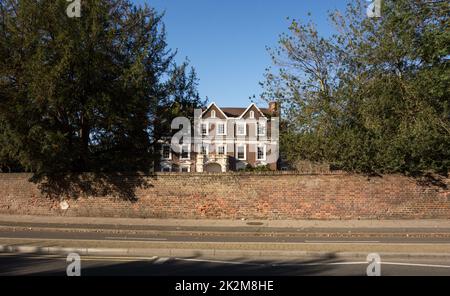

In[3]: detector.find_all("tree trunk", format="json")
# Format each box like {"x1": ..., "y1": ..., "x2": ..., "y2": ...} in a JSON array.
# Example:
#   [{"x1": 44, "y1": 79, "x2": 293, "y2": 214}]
[{"x1": 79, "y1": 112, "x2": 89, "y2": 172}]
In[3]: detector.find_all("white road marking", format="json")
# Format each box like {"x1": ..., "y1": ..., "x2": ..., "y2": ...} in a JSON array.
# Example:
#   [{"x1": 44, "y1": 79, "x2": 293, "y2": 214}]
[
  {"x1": 304, "y1": 240, "x2": 380, "y2": 243},
  {"x1": 382, "y1": 262, "x2": 450, "y2": 268},
  {"x1": 2, "y1": 253, "x2": 450, "y2": 269},
  {"x1": 154, "y1": 257, "x2": 170, "y2": 264},
  {"x1": 174, "y1": 258, "x2": 450, "y2": 269},
  {"x1": 0, "y1": 253, "x2": 159, "y2": 262},
  {"x1": 104, "y1": 236, "x2": 167, "y2": 241},
  {"x1": 70, "y1": 256, "x2": 158, "y2": 262},
  {"x1": 174, "y1": 257, "x2": 261, "y2": 266},
  {"x1": 271, "y1": 261, "x2": 368, "y2": 266}
]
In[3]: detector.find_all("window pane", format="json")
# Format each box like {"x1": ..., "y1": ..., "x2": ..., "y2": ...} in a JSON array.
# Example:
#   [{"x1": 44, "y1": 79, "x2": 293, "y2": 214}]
[
  {"x1": 181, "y1": 145, "x2": 189, "y2": 159},
  {"x1": 218, "y1": 123, "x2": 225, "y2": 134},
  {"x1": 201, "y1": 123, "x2": 207, "y2": 135},
  {"x1": 257, "y1": 123, "x2": 265, "y2": 135},
  {"x1": 162, "y1": 145, "x2": 170, "y2": 159},
  {"x1": 257, "y1": 146, "x2": 265, "y2": 160},
  {"x1": 237, "y1": 124, "x2": 245, "y2": 135},
  {"x1": 201, "y1": 145, "x2": 207, "y2": 155},
  {"x1": 218, "y1": 146, "x2": 225, "y2": 155},
  {"x1": 237, "y1": 146, "x2": 245, "y2": 159}
]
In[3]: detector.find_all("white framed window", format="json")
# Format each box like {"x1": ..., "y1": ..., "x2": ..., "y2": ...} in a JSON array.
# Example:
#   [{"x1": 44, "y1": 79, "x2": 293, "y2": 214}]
[
  {"x1": 257, "y1": 145, "x2": 266, "y2": 160},
  {"x1": 161, "y1": 144, "x2": 171, "y2": 160},
  {"x1": 236, "y1": 144, "x2": 246, "y2": 160},
  {"x1": 211, "y1": 110, "x2": 216, "y2": 118},
  {"x1": 201, "y1": 123, "x2": 208, "y2": 135},
  {"x1": 249, "y1": 110, "x2": 255, "y2": 119},
  {"x1": 217, "y1": 145, "x2": 226, "y2": 155},
  {"x1": 257, "y1": 122, "x2": 266, "y2": 136},
  {"x1": 236, "y1": 122, "x2": 246, "y2": 136},
  {"x1": 217, "y1": 122, "x2": 226, "y2": 135},
  {"x1": 199, "y1": 144, "x2": 209, "y2": 155},
  {"x1": 180, "y1": 165, "x2": 190, "y2": 172},
  {"x1": 180, "y1": 144, "x2": 190, "y2": 159}
]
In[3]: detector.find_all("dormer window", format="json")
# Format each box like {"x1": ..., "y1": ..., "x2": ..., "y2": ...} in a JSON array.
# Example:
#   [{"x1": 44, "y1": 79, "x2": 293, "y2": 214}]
[
  {"x1": 249, "y1": 110, "x2": 254, "y2": 119},
  {"x1": 211, "y1": 110, "x2": 216, "y2": 118}
]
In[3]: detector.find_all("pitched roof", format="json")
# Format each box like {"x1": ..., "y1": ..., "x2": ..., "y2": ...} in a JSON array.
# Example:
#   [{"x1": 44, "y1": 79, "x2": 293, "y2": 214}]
[
  {"x1": 221, "y1": 107, "x2": 271, "y2": 118},
  {"x1": 221, "y1": 108, "x2": 246, "y2": 117},
  {"x1": 201, "y1": 102, "x2": 229, "y2": 118}
]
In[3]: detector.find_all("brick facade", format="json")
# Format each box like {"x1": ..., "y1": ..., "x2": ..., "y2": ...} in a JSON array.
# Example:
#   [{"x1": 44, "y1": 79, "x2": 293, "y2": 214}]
[
  {"x1": 159, "y1": 102, "x2": 279, "y2": 173},
  {"x1": 0, "y1": 172, "x2": 449, "y2": 219}
]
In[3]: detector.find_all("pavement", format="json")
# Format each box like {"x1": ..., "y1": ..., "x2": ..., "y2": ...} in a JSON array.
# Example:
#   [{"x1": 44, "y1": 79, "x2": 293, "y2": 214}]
[
  {"x1": 1, "y1": 214, "x2": 450, "y2": 275},
  {"x1": 2, "y1": 214, "x2": 450, "y2": 228}
]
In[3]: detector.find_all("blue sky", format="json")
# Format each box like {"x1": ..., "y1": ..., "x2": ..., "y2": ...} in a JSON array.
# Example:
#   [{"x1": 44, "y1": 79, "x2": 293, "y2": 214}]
[{"x1": 134, "y1": 0, "x2": 351, "y2": 107}]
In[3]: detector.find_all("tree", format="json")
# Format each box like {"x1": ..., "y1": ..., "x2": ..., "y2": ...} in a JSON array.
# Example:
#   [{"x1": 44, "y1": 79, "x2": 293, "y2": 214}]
[
  {"x1": 262, "y1": 0, "x2": 450, "y2": 175},
  {"x1": 152, "y1": 62, "x2": 205, "y2": 144},
  {"x1": 151, "y1": 61, "x2": 206, "y2": 170},
  {"x1": 0, "y1": 0, "x2": 203, "y2": 179},
  {"x1": 0, "y1": 117, "x2": 23, "y2": 172}
]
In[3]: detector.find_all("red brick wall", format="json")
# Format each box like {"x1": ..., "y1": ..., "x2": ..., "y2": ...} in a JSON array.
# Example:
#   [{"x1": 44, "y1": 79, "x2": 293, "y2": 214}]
[{"x1": 0, "y1": 172, "x2": 449, "y2": 219}]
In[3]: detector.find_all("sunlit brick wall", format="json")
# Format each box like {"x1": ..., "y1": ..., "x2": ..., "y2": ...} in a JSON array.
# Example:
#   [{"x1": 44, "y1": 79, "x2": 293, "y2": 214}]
[{"x1": 0, "y1": 172, "x2": 449, "y2": 219}]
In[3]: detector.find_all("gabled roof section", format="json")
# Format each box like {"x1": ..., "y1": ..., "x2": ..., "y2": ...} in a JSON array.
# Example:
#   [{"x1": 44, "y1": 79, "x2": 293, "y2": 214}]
[
  {"x1": 238, "y1": 103, "x2": 267, "y2": 119},
  {"x1": 221, "y1": 108, "x2": 246, "y2": 117},
  {"x1": 200, "y1": 102, "x2": 228, "y2": 119}
]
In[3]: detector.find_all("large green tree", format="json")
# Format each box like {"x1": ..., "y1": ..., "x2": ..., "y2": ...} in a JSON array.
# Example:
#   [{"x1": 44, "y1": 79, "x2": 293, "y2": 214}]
[
  {"x1": 0, "y1": 0, "x2": 202, "y2": 177},
  {"x1": 152, "y1": 62, "x2": 205, "y2": 145},
  {"x1": 262, "y1": 0, "x2": 449, "y2": 175}
]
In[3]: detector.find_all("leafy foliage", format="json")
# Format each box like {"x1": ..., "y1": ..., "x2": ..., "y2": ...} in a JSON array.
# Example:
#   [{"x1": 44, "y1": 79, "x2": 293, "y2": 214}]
[
  {"x1": 239, "y1": 164, "x2": 272, "y2": 172},
  {"x1": 0, "y1": 0, "x2": 204, "y2": 178},
  {"x1": 262, "y1": 0, "x2": 450, "y2": 175}
]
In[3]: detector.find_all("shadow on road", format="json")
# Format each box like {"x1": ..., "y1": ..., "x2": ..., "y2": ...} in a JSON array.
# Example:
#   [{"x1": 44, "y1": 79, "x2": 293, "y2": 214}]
[{"x1": 0, "y1": 253, "x2": 349, "y2": 276}]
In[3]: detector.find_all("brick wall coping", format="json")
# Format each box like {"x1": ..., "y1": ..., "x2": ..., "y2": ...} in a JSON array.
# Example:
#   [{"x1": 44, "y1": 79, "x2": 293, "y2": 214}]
[{"x1": 0, "y1": 171, "x2": 350, "y2": 178}]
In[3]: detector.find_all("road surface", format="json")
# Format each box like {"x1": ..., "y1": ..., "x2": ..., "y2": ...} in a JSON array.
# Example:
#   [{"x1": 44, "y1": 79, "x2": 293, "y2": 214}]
[
  {"x1": 2, "y1": 218, "x2": 450, "y2": 276},
  {"x1": 1, "y1": 253, "x2": 450, "y2": 276}
]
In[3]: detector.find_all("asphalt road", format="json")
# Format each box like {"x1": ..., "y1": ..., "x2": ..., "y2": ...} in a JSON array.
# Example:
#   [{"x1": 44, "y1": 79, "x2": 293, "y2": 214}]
[
  {"x1": 2, "y1": 222, "x2": 450, "y2": 276},
  {"x1": 1, "y1": 253, "x2": 450, "y2": 276}
]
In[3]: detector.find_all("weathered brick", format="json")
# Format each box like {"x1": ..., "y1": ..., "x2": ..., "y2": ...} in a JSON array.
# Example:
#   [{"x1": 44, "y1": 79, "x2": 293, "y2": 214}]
[{"x1": 0, "y1": 172, "x2": 449, "y2": 219}]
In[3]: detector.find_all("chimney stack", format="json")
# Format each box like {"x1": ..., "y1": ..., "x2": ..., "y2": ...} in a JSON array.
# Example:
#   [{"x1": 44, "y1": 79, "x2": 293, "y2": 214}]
[{"x1": 268, "y1": 101, "x2": 279, "y2": 116}]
